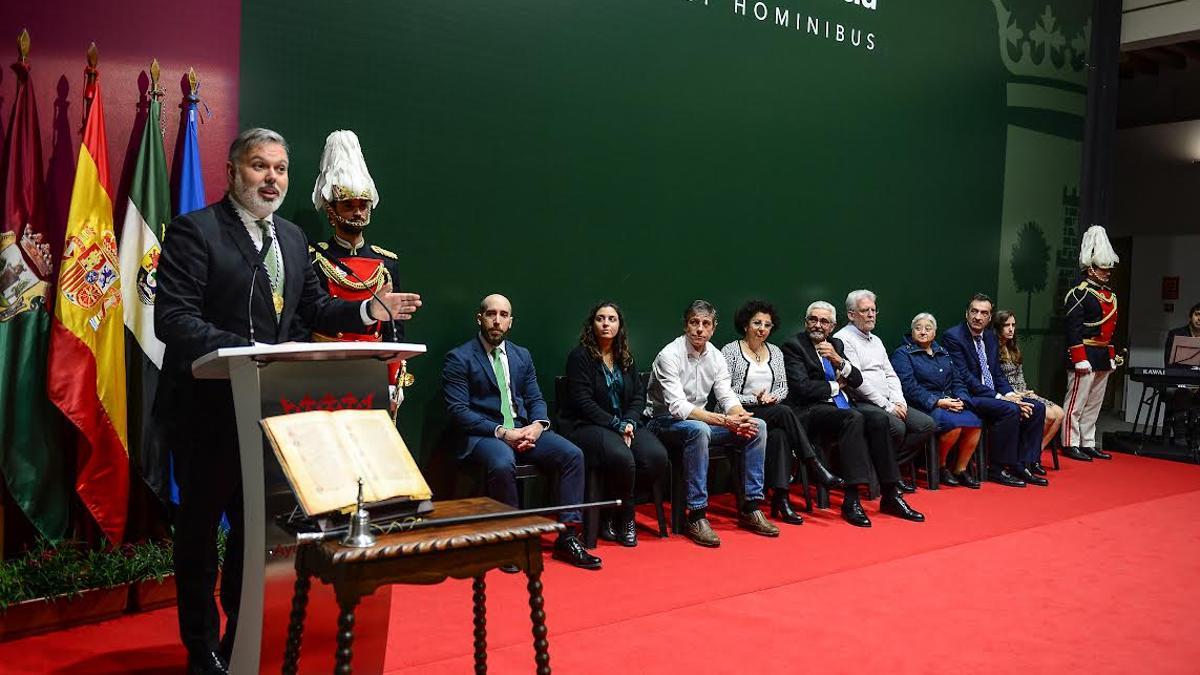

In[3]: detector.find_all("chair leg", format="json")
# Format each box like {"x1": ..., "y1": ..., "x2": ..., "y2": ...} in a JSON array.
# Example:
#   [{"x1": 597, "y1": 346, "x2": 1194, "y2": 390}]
[
  {"x1": 1050, "y1": 435, "x2": 1061, "y2": 470},
  {"x1": 583, "y1": 467, "x2": 601, "y2": 549},
  {"x1": 670, "y1": 457, "x2": 685, "y2": 534},
  {"x1": 795, "y1": 461, "x2": 813, "y2": 513},
  {"x1": 926, "y1": 436, "x2": 939, "y2": 490},
  {"x1": 816, "y1": 484, "x2": 830, "y2": 509},
  {"x1": 652, "y1": 476, "x2": 669, "y2": 537}
]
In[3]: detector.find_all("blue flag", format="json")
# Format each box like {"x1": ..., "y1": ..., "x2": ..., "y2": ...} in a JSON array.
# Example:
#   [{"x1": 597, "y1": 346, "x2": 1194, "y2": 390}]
[{"x1": 177, "y1": 89, "x2": 206, "y2": 216}]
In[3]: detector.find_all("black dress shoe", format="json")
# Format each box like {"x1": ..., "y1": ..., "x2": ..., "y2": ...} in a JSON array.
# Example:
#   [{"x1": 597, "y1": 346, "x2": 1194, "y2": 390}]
[
  {"x1": 1014, "y1": 465, "x2": 1048, "y2": 487},
  {"x1": 1030, "y1": 462, "x2": 1047, "y2": 476},
  {"x1": 770, "y1": 493, "x2": 805, "y2": 525},
  {"x1": 805, "y1": 457, "x2": 846, "y2": 489},
  {"x1": 955, "y1": 470, "x2": 981, "y2": 489},
  {"x1": 498, "y1": 563, "x2": 521, "y2": 574},
  {"x1": 1082, "y1": 446, "x2": 1112, "y2": 460},
  {"x1": 880, "y1": 493, "x2": 925, "y2": 522},
  {"x1": 187, "y1": 650, "x2": 228, "y2": 675},
  {"x1": 597, "y1": 517, "x2": 617, "y2": 543},
  {"x1": 896, "y1": 478, "x2": 916, "y2": 494},
  {"x1": 1061, "y1": 445, "x2": 1092, "y2": 462},
  {"x1": 841, "y1": 499, "x2": 871, "y2": 528},
  {"x1": 613, "y1": 518, "x2": 637, "y2": 547},
  {"x1": 987, "y1": 466, "x2": 1026, "y2": 487},
  {"x1": 552, "y1": 534, "x2": 602, "y2": 570},
  {"x1": 939, "y1": 469, "x2": 960, "y2": 487}
]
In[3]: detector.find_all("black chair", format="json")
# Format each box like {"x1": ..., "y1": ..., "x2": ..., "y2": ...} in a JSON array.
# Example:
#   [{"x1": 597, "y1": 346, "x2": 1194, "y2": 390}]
[{"x1": 553, "y1": 375, "x2": 669, "y2": 548}]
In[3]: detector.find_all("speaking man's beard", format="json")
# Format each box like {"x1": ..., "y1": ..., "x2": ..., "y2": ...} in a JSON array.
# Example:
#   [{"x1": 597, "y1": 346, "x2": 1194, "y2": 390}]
[{"x1": 232, "y1": 173, "x2": 287, "y2": 216}]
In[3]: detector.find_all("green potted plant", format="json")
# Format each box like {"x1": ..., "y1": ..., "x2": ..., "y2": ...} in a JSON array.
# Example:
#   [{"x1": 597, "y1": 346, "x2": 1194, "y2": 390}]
[
  {"x1": 127, "y1": 539, "x2": 177, "y2": 611},
  {"x1": 0, "y1": 539, "x2": 133, "y2": 640}
]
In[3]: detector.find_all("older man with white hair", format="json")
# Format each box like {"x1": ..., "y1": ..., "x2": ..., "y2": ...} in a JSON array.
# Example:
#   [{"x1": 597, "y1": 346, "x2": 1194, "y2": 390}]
[
  {"x1": 781, "y1": 300, "x2": 924, "y2": 527},
  {"x1": 835, "y1": 290, "x2": 936, "y2": 485}
]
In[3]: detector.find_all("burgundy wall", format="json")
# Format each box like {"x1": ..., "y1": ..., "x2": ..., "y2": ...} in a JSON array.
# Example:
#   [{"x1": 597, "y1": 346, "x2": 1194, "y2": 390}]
[{"x1": 0, "y1": 1, "x2": 240, "y2": 245}]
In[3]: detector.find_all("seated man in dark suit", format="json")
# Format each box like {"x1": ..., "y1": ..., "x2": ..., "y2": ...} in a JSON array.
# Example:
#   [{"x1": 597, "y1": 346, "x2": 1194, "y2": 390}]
[
  {"x1": 1164, "y1": 302, "x2": 1200, "y2": 448},
  {"x1": 781, "y1": 301, "x2": 924, "y2": 527},
  {"x1": 442, "y1": 294, "x2": 600, "y2": 569},
  {"x1": 942, "y1": 293, "x2": 1047, "y2": 488}
]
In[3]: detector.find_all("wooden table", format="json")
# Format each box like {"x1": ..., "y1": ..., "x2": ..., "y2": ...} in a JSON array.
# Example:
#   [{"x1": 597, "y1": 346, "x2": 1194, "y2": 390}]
[{"x1": 283, "y1": 497, "x2": 565, "y2": 674}]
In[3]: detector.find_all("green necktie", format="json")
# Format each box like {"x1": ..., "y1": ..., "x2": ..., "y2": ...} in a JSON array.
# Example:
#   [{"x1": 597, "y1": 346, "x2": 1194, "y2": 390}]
[
  {"x1": 491, "y1": 347, "x2": 515, "y2": 429},
  {"x1": 255, "y1": 219, "x2": 284, "y2": 318}
]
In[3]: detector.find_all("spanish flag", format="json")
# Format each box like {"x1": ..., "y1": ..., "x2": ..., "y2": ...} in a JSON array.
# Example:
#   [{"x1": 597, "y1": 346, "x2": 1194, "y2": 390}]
[{"x1": 47, "y1": 47, "x2": 128, "y2": 545}]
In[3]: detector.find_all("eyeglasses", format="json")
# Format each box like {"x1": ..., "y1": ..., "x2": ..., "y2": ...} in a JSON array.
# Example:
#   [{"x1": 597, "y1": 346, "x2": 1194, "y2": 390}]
[{"x1": 806, "y1": 316, "x2": 834, "y2": 326}]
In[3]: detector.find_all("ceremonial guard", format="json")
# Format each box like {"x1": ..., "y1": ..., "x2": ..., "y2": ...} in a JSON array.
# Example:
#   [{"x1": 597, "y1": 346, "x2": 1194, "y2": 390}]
[
  {"x1": 308, "y1": 130, "x2": 410, "y2": 407},
  {"x1": 1060, "y1": 225, "x2": 1120, "y2": 462}
]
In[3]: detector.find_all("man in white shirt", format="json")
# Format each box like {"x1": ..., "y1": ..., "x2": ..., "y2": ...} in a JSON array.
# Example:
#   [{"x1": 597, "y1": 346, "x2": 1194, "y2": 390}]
[
  {"x1": 646, "y1": 300, "x2": 777, "y2": 546},
  {"x1": 835, "y1": 289, "x2": 935, "y2": 484}
]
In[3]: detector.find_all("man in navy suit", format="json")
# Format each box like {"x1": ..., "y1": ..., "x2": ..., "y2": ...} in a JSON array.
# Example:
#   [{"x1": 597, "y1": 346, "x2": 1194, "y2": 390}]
[
  {"x1": 942, "y1": 293, "x2": 1047, "y2": 488},
  {"x1": 443, "y1": 293, "x2": 600, "y2": 569}
]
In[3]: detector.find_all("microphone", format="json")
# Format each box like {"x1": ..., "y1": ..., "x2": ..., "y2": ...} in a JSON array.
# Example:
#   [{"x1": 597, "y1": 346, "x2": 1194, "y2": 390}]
[
  {"x1": 246, "y1": 262, "x2": 261, "y2": 345},
  {"x1": 309, "y1": 240, "x2": 399, "y2": 342}
]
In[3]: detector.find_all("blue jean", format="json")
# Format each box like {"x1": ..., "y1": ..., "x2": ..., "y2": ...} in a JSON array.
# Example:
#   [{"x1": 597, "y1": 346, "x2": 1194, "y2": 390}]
[{"x1": 650, "y1": 417, "x2": 767, "y2": 510}]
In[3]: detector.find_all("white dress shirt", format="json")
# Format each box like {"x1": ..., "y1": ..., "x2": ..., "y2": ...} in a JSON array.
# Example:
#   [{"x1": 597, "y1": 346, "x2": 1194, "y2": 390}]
[
  {"x1": 646, "y1": 335, "x2": 740, "y2": 419},
  {"x1": 834, "y1": 324, "x2": 905, "y2": 412},
  {"x1": 230, "y1": 196, "x2": 375, "y2": 325}
]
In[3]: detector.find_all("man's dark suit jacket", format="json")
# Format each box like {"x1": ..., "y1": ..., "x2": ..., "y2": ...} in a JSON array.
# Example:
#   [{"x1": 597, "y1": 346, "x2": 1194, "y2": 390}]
[
  {"x1": 443, "y1": 337, "x2": 550, "y2": 459},
  {"x1": 154, "y1": 196, "x2": 364, "y2": 426},
  {"x1": 556, "y1": 344, "x2": 645, "y2": 436},
  {"x1": 779, "y1": 331, "x2": 863, "y2": 419},
  {"x1": 941, "y1": 322, "x2": 1013, "y2": 399}
]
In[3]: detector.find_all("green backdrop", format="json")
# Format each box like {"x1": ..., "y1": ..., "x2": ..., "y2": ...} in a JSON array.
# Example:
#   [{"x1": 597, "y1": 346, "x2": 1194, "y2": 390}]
[{"x1": 240, "y1": 0, "x2": 1090, "y2": 464}]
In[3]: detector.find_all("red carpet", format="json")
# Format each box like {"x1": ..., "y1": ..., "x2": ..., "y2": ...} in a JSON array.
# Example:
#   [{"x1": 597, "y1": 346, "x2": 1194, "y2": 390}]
[{"x1": 3, "y1": 452, "x2": 1199, "y2": 674}]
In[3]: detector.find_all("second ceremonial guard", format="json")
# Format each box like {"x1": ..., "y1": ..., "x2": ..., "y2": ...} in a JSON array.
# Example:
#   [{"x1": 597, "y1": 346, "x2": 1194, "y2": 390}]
[{"x1": 308, "y1": 130, "x2": 408, "y2": 405}]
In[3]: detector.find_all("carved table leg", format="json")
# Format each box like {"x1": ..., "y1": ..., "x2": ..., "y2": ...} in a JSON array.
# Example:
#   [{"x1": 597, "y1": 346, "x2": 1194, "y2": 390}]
[
  {"x1": 282, "y1": 572, "x2": 312, "y2": 675},
  {"x1": 527, "y1": 571, "x2": 551, "y2": 675},
  {"x1": 472, "y1": 575, "x2": 487, "y2": 674},
  {"x1": 335, "y1": 596, "x2": 358, "y2": 675}
]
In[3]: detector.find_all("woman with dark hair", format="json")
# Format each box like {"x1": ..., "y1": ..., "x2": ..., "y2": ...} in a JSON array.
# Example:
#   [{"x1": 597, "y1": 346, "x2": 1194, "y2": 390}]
[
  {"x1": 721, "y1": 300, "x2": 843, "y2": 526},
  {"x1": 557, "y1": 301, "x2": 669, "y2": 546},
  {"x1": 994, "y1": 309, "x2": 1064, "y2": 470}
]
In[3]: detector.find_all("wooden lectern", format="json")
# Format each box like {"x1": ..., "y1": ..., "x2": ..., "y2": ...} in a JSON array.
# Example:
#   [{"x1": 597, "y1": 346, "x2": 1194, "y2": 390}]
[{"x1": 192, "y1": 342, "x2": 426, "y2": 673}]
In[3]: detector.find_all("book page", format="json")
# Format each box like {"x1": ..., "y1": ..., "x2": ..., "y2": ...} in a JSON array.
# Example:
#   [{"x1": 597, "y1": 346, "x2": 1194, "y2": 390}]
[
  {"x1": 261, "y1": 411, "x2": 361, "y2": 515},
  {"x1": 333, "y1": 409, "x2": 432, "y2": 503}
]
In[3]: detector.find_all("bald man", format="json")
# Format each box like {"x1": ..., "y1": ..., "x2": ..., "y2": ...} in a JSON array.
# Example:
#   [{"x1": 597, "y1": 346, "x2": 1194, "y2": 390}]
[{"x1": 442, "y1": 294, "x2": 601, "y2": 570}]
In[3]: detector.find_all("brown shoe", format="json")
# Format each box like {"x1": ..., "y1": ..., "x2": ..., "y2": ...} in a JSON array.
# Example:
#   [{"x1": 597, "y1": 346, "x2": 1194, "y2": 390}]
[
  {"x1": 738, "y1": 509, "x2": 780, "y2": 537},
  {"x1": 684, "y1": 517, "x2": 721, "y2": 547}
]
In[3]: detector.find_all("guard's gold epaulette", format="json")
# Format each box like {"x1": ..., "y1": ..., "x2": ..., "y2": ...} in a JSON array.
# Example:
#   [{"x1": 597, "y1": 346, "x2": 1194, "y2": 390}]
[
  {"x1": 1063, "y1": 281, "x2": 1089, "y2": 304},
  {"x1": 370, "y1": 244, "x2": 397, "y2": 260}
]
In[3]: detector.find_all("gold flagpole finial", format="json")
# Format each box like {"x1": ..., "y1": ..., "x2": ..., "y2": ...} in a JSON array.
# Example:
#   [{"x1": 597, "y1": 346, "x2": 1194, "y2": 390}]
[
  {"x1": 150, "y1": 58, "x2": 160, "y2": 87},
  {"x1": 17, "y1": 29, "x2": 30, "y2": 62},
  {"x1": 187, "y1": 67, "x2": 199, "y2": 95},
  {"x1": 86, "y1": 41, "x2": 98, "y2": 68}
]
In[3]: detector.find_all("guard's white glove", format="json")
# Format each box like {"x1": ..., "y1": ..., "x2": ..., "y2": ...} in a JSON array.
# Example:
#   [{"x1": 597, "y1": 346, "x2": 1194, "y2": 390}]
[
  {"x1": 1074, "y1": 360, "x2": 1092, "y2": 373},
  {"x1": 1109, "y1": 359, "x2": 1116, "y2": 370}
]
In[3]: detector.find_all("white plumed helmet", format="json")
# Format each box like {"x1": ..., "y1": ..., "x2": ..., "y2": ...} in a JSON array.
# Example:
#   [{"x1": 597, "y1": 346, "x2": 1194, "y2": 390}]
[
  {"x1": 1078, "y1": 225, "x2": 1118, "y2": 269},
  {"x1": 312, "y1": 130, "x2": 379, "y2": 212}
]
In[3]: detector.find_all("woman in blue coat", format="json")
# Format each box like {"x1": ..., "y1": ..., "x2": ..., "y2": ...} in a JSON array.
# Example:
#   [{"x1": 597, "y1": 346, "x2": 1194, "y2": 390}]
[{"x1": 891, "y1": 313, "x2": 982, "y2": 488}]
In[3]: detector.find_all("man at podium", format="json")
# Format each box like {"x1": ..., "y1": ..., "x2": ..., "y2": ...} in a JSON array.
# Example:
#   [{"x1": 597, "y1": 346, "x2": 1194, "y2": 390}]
[
  {"x1": 442, "y1": 294, "x2": 602, "y2": 570},
  {"x1": 154, "y1": 127, "x2": 422, "y2": 675}
]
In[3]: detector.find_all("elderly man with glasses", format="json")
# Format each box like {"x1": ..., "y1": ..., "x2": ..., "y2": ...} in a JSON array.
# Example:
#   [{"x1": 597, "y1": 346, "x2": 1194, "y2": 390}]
[
  {"x1": 781, "y1": 301, "x2": 925, "y2": 527},
  {"x1": 835, "y1": 290, "x2": 936, "y2": 488}
]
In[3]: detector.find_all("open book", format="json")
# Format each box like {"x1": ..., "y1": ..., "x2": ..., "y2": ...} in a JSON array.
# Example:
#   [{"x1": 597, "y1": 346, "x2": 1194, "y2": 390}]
[{"x1": 261, "y1": 409, "x2": 432, "y2": 516}]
